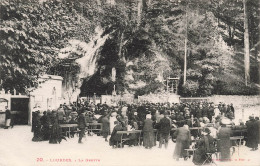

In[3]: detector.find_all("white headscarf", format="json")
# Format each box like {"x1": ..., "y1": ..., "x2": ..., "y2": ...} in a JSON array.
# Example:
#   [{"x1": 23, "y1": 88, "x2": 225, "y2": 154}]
[{"x1": 146, "y1": 114, "x2": 152, "y2": 119}]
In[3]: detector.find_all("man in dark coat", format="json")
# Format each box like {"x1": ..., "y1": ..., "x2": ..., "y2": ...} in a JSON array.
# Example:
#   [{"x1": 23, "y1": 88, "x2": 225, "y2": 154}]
[
  {"x1": 101, "y1": 114, "x2": 110, "y2": 142},
  {"x1": 217, "y1": 122, "x2": 232, "y2": 161},
  {"x1": 78, "y1": 110, "x2": 87, "y2": 143},
  {"x1": 196, "y1": 105, "x2": 203, "y2": 119},
  {"x1": 173, "y1": 124, "x2": 191, "y2": 160},
  {"x1": 158, "y1": 112, "x2": 171, "y2": 148},
  {"x1": 230, "y1": 103, "x2": 235, "y2": 114},
  {"x1": 246, "y1": 116, "x2": 258, "y2": 150},
  {"x1": 57, "y1": 104, "x2": 65, "y2": 124},
  {"x1": 255, "y1": 117, "x2": 260, "y2": 145},
  {"x1": 202, "y1": 104, "x2": 208, "y2": 118},
  {"x1": 208, "y1": 103, "x2": 215, "y2": 122}
]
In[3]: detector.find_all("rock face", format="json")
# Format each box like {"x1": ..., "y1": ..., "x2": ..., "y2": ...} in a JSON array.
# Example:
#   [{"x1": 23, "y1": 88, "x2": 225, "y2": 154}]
[{"x1": 58, "y1": 27, "x2": 110, "y2": 103}]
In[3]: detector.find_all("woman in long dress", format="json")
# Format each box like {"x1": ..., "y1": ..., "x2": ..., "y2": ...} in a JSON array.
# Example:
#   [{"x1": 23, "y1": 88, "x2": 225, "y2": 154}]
[
  {"x1": 142, "y1": 114, "x2": 155, "y2": 149},
  {"x1": 32, "y1": 111, "x2": 43, "y2": 142},
  {"x1": 217, "y1": 120, "x2": 232, "y2": 161},
  {"x1": 49, "y1": 111, "x2": 63, "y2": 144},
  {"x1": 173, "y1": 124, "x2": 191, "y2": 160}
]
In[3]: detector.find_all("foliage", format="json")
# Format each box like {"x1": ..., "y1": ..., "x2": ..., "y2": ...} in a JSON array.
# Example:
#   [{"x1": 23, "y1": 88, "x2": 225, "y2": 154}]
[
  {"x1": 0, "y1": 0, "x2": 259, "y2": 96},
  {"x1": 0, "y1": 0, "x2": 97, "y2": 93}
]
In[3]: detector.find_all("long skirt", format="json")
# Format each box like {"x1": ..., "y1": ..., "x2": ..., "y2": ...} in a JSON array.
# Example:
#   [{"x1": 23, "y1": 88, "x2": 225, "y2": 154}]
[
  {"x1": 218, "y1": 139, "x2": 230, "y2": 161},
  {"x1": 193, "y1": 148, "x2": 207, "y2": 165},
  {"x1": 173, "y1": 139, "x2": 189, "y2": 159},
  {"x1": 32, "y1": 126, "x2": 43, "y2": 142},
  {"x1": 49, "y1": 125, "x2": 62, "y2": 144},
  {"x1": 143, "y1": 131, "x2": 155, "y2": 148},
  {"x1": 5, "y1": 119, "x2": 11, "y2": 127}
]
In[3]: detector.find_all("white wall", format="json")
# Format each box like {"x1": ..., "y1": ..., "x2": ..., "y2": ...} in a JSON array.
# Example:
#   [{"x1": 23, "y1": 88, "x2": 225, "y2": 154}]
[
  {"x1": 209, "y1": 95, "x2": 260, "y2": 106},
  {"x1": 30, "y1": 75, "x2": 63, "y2": 111}
]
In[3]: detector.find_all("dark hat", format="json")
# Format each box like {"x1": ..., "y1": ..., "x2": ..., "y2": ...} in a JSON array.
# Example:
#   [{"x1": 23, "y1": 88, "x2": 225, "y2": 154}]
[
  {"x1": 204, "y1": 127, "x2": 211, "y2": 134},
  {"x1": 164, "y1": 112, "x2": 169, "y2": 115}
]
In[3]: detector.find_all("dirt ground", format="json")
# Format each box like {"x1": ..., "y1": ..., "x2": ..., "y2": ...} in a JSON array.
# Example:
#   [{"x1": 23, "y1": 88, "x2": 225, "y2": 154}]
[{"x1": 0, "y1": 105, "x2": 259, "y2": 166}]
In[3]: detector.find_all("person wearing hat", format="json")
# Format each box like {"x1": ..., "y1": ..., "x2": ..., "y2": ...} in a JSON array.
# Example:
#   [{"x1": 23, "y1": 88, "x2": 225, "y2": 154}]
[
  {"x1": 217, "y1": 119, "x2": 232, "y2": 161},
  {"x1": 208, "y1": 103, "x2": 215, "y2": 123},
  {"x1": 143, "y1": 114, "x2": 155, "y2": 149},
  {"x1": 196, "y1": 104, "x2": 203, "y2": 119},
  {"x1": 40, "y1": 111, "x2": 51, "y2": 140},
  {"x1": 255, "y1": 116, "x2": 260, "y2": 147},
  {"x1": 77, "y1": 110, "x2": 87, "y2": 143},
  {"x1": 4, "y1": 106, "x2": 12, "y2": 129},
  {"x1": 158, "y1": 112, "x2": 171, "y2": 149},
  {"x1": 246, "y1": 116, "x2": 258, "y2": 150},
  {"x1": 32, "y1": 111, "x2": 42, "y2": 142},
  {"x1": 173, "y1": 123, "x2": 191, "y2": 161},
  {"x1": 109, "y1": 121, "x2": 124, "y2": 148},
  {"x1": 193, "y1": 127, "x2": 216, "y2": 165},
  {"x1": 57, "y1": 104, "x2": 65, "y2": 124},
  {"x1": 101, "y1": 112, "x2": 110, "y2": 142}
]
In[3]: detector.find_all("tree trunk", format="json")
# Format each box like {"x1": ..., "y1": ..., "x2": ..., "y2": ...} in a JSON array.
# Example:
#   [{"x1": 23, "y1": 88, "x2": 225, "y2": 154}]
[
  {"x1": 256, "y1": 50, "x2": 260, "y2": 84},
  {"x1": 137, "y1": 0, "x2": 143, "y2": 26},
  {"x1": 243, "y1": 0, "x2": 250, "y2": 86},
  {"x1": 118, "y1": 31, "x2": 126, "y2": 62},
  {"x1": 147, "y1": 0, "x2": 152, "y2": 6},
  {"x1": 183, "y1": 6, "x2": 188, "y2": 86},
  {"x1": 96, "y1": 0, "x2": 101, "y2": 6},
  {"x1": 107, "y1": 0, "x2": 115, "y2": 5}
]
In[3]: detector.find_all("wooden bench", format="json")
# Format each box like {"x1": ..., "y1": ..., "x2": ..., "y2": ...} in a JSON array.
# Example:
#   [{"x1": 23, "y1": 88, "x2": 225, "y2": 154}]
[
  {"x1": 117, "y1": 130, "x2": 142, "y2": 147},
  {"x1": 60, "y1": 124, "x2": 78, "y2": 138},
  {"x1": 87, "y1": 123, "x2": 102, "y2": 135}
]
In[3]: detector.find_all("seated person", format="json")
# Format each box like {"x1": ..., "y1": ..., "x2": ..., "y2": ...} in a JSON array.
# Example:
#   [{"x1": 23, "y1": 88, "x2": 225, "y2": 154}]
[
  {"x1": 109, "y1": 121, "x2": 124, "y2": 148},
  {"x1": 193, "y1": 128, "x2": 216, "y2": 165},
  {"x1": 128, "y1": 120, "x2": 139, "y2": 146},
  {"x1": 190, "y1": 118, "x2": 201, "y2": 139}
]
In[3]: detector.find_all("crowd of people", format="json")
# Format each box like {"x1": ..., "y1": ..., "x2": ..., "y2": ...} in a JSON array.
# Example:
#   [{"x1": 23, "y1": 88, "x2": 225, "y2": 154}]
[{"x1": 30, "y1": 100, "x2": 260, "y2": 164}]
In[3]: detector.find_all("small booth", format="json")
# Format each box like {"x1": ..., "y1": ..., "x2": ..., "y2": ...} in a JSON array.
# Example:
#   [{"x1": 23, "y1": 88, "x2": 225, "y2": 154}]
[
  {"x1": 0, "y1": 74, "x2": 63, "y2": 126},
  {"x1": 0, "y1": 98, "x2": 8, "y2": 127}
]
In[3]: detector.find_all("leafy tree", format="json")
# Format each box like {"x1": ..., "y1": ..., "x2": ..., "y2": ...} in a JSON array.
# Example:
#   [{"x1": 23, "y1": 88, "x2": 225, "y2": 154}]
[{"x1": 0, "y1": 0, "x2": 97, "y2": 93}]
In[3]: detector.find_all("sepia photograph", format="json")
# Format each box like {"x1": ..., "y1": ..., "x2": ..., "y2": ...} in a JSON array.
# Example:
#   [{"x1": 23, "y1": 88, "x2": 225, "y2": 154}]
[{"x1": 0, "y1": 0, "x2": 260, "y2": 166}]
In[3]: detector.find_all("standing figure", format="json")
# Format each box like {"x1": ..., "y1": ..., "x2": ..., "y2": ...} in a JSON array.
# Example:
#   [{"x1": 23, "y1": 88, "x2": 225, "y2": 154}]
[
  {"x1": 255, "y1": 117, "x2": 260, "y2": 146},
  {"x1": 143, "y1": 114, "x2": 155, "y2": 149},
  {"x1": 49, "y1": 111, "x2": 64, "y2": 144},
  {"x1": 217, "y1": 119, "x2": 232, "y2": 161},
  {"x1": 101, "y1": 114, "x2": 110, "y2": 142},
  {"x1": 246, "y1": 116, "x2": 258, "y2": 150},
  {"x1": 40, "y1": 111, "x2": 51, "y2": 140},
  {"x1": 57, "y1": 104, "x2": 65, "y2": 124},
  {"x1": 173, "y1": 124, "x2": 191, "y2": 161},
  {"x1": 78, "y1": 110, "x2": 87, "y2": 144},
  {"x1": 158, "y1": 112, "x2": 171, "y2": 149},
  {"x1": 32, "y1": 111, "x2": 42, "y2": 142},
  {"x1": 4, "y1": 106, "x2": 11, "y2": 129},
  {"x1": 109, "y1": 112, "x2": 117, "y2": 134}
]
